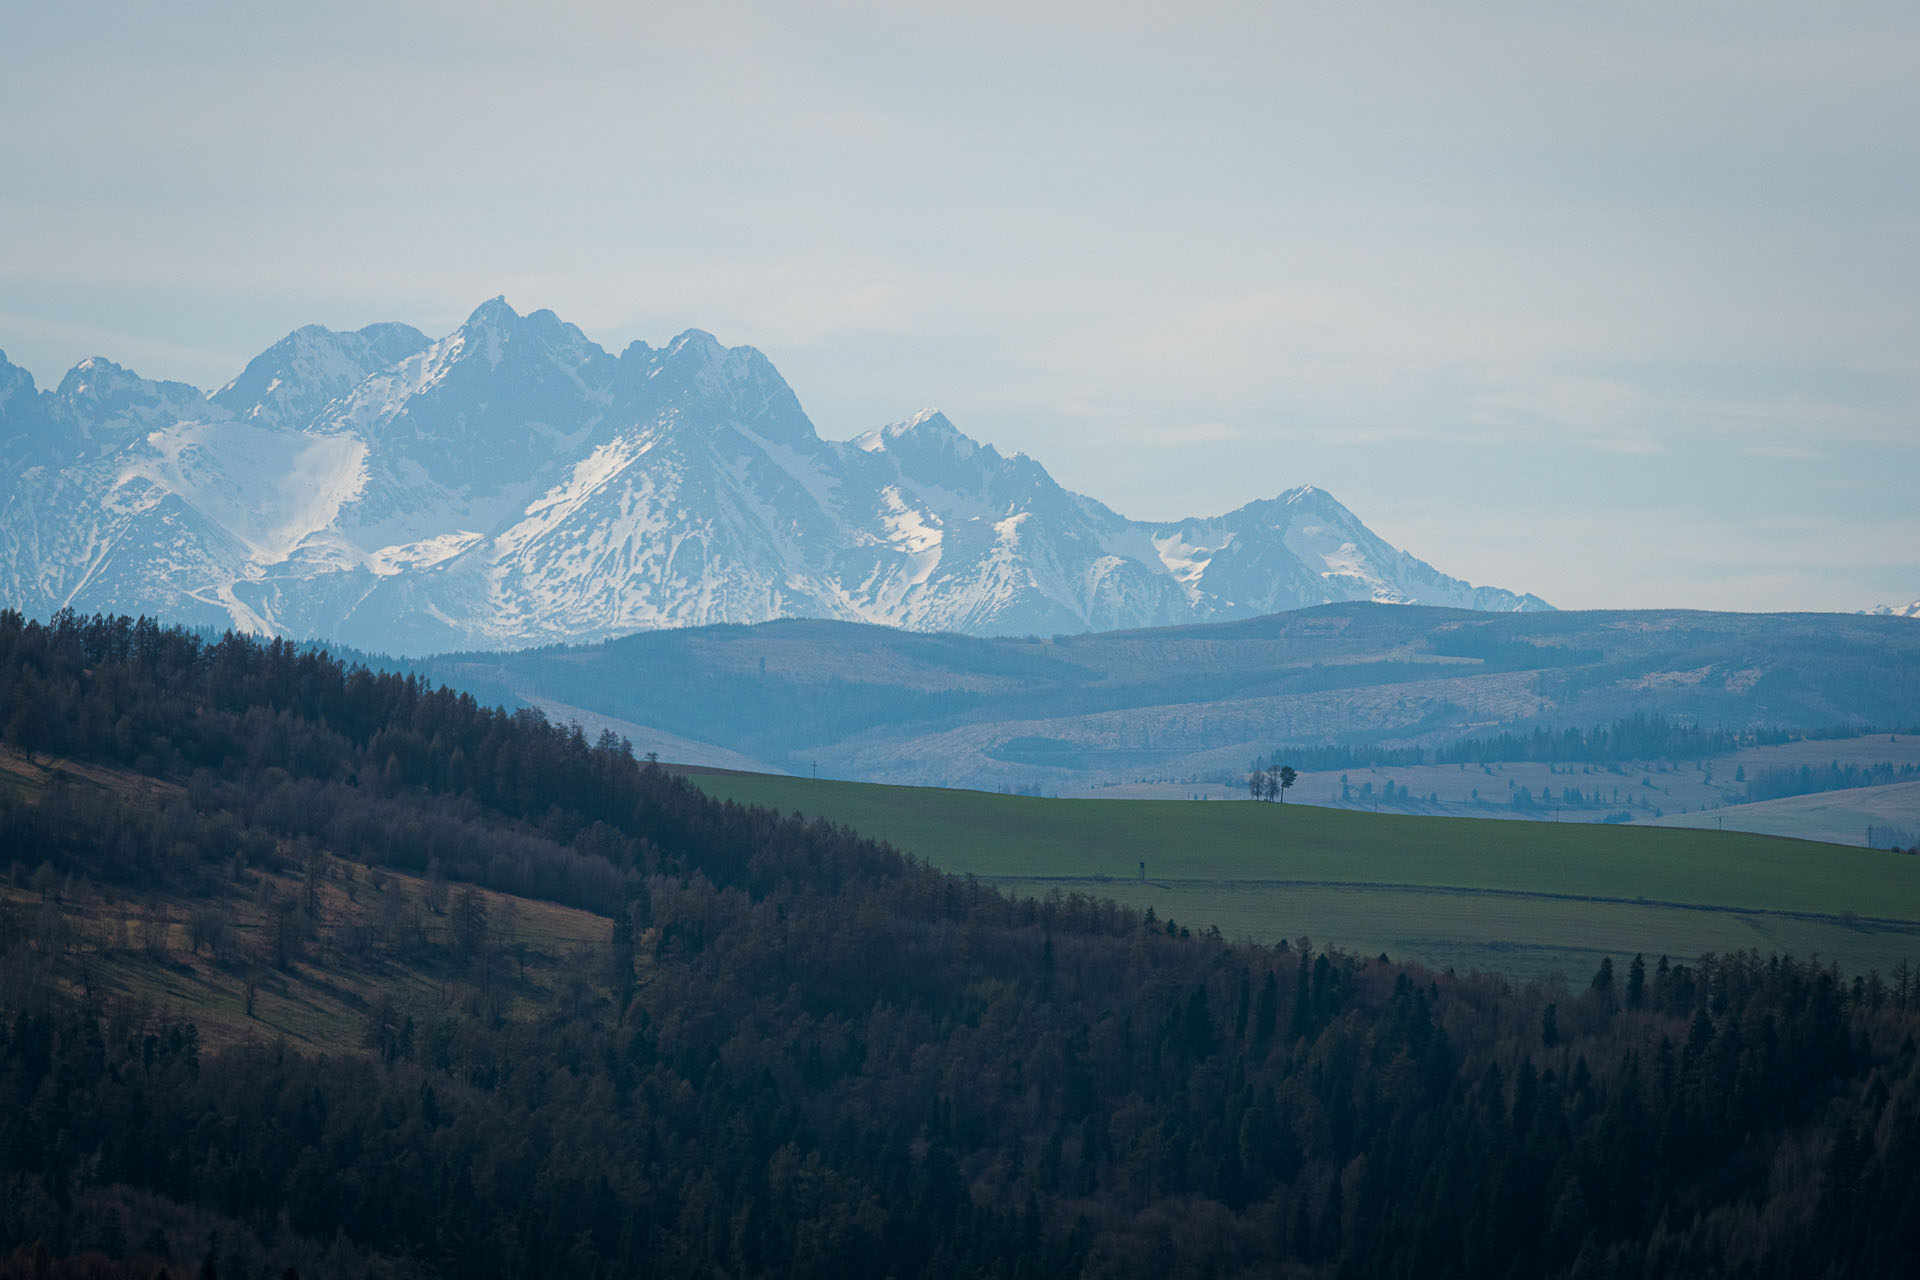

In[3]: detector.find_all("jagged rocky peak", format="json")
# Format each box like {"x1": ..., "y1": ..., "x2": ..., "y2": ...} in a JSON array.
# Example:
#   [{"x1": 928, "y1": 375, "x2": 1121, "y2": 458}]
[
  {"x1": 443, "y1": 296, "x2": 606, "y2": 370},
  {"x1": 855, "y1": 410, "x2": 1004, "y2": 485},
  {"x1": 522, "y1": 306, "x2": 601, "y2": 350},
  {"x1": 0, "y1": 351, "x2": 54, "y2": 473},
  {"x1": 308, "y1": 298, "x2": 626, "y2": 501},
  {"x1": 617, "y1": 326, "x2": 784, "y2": 390},
  {"x1": 863, "y1": 408, "x2": 975, "y2": 450},
  {"x1": 392, "y1": 297, "x2": 614, "y2": 407},
  {"x1": 659, "y1": 328, "x2": 783, "y2": 387},
  {"x1": 1284, "y1": 482, "x2": 1328, "y2": 505},
  {"x1": 466, "y1": 294, "x2": 517, "y2": 326},
  {"x1": 664, "y1": 327, "x2": 724, "y2": 360},
  {"x1": 211, "y1": 320, "x2": 431, "y2": 428},
  {"x1": 612, "y1": 326, "x2": 816, "y2": 449},
  {"x1": 0, "y1": 350, "x2": 38, "y2": 409},
  {"x1": 47, "y1": 355, "x2": 208, "y2": 449},
  {"x1": 1259, "y1": 485, "x2": 1363, "y2": 527},
  {"x1": 55, "y1": 355, "x2": 160, "y2": 401}
]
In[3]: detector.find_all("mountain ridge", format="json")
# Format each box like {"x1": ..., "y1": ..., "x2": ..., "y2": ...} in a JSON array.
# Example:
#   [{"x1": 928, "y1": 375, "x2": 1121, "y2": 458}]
[{"x1": 0, "y1": 300, "x2": 1549, "y2": 652}]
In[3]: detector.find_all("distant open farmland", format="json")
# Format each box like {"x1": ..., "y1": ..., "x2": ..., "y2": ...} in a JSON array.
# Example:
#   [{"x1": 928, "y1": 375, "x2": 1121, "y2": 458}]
[
  {"x1": 1076, "y1": 733, "x2": 1920, "y2": 846},
  {"x1": 1654, "y1": 779, "x2": 1920, "y2": 849},
  {"x1": 682, "y1": 768, "x2": 1920, "y2": 981}
]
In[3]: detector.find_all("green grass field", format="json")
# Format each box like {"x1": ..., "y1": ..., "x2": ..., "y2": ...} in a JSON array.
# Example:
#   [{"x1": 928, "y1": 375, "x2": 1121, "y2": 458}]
[{"x1": 682, "y1": 769, "x2": 1920, "y2": 981}]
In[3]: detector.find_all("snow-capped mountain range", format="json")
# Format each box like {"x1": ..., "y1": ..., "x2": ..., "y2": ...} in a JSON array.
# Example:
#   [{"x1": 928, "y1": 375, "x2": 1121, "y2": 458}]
[
  {"x1": 0, "y1": 298, "x2": 1549, "y2": 654},
  {"x1": 1867, "y1": 601, "x2": 1920, "y2": 619}
]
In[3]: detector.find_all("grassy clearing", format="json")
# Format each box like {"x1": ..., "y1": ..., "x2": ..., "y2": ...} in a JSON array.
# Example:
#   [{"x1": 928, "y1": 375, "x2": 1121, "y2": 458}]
[{"x1": 683, "y1": 769, "x2": 1920, "y2": 978}]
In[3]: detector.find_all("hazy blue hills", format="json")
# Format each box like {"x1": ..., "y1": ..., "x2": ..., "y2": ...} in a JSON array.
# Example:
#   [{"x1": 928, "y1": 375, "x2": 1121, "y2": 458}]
[
  {"x1": 0, "y1": 298, "x2": 1545, "y2": 654},
  {"x1": 370, "y1": 602, "x2": 1920, "y2": 790}
]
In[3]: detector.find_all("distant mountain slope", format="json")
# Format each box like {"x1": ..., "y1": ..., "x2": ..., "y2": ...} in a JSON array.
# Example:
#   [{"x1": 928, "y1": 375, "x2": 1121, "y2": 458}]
[
  {"x1": 1867, "y1": 599, "x2": 1920, "y2": 619},
  {"x1": 379, "y1": 602, "x2": 1920, "y2": 791},
  {"x1": 0, "y1": 299, "x2": 1545, "y2": 652}
]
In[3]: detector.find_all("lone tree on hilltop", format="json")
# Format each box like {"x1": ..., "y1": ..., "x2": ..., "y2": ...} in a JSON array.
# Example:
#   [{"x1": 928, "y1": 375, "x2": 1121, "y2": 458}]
[{"x1": 1249, "y1": 764, "x2": 1298, "y2": 802}]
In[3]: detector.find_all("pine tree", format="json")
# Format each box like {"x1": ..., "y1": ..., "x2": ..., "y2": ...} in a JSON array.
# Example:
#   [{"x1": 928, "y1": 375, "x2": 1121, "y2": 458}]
[{"x1": 1252, "y1": 971, "x2": 1279, "y2": 1058}]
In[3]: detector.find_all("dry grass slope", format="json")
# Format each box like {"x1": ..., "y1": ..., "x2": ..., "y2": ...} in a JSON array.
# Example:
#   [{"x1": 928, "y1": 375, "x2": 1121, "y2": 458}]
[{"x1": 2, "y1": 747, "x2": 618, "y2": 1051}]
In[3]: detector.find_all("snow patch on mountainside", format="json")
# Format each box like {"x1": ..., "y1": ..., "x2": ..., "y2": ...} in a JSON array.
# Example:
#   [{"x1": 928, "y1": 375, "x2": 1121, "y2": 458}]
[
  {"x1": 494, "y1": 435, "x2": 654, "y2": 563},
  {"x1": 367, "y1": 531, "x2": 484, "y2": 576},
  {"x1": 326, "y1": 340, "x2": 460, "y2": 433},
  {"x1": 126, "y1": 420, "x2": 369, "y2": 564},
  {"x1": 878, "y1": 486, "x2": 943, "y2": 586},
  {"x1": 1151, "y1": 530, "x2": 1228, "y2": 586}
]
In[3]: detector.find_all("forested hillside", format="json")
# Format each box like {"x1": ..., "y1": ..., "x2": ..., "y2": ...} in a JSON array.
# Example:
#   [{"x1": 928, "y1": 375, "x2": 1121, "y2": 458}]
[{"x1": 3, "y1": 611, "x2": 1919, "y2": 1279}]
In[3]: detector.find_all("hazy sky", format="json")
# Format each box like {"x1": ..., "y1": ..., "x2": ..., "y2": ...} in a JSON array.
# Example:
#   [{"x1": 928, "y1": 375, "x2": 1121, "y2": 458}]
[{"x1": 4, "y1": 1, "x2": 1915, "y2": 612}]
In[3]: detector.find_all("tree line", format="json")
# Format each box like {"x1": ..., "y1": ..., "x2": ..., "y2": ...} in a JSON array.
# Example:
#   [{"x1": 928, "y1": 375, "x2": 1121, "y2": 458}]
[{"x1": 1744, "y1": 760, "x2": 1920, "y2": 804}]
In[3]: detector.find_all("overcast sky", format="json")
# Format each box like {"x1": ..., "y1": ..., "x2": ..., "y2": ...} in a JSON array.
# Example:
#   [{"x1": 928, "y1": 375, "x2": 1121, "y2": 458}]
[{"x1": 3, "y1": 0, "x2": 1915, "y2": 612}]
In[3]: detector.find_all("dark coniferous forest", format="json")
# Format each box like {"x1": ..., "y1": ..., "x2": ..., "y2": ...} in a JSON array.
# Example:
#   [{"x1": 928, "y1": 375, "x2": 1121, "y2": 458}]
[{"x1": 2, "y1": 611, "x2": 1919, "y2": 1279}]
